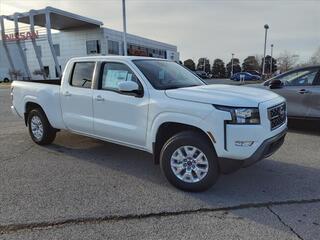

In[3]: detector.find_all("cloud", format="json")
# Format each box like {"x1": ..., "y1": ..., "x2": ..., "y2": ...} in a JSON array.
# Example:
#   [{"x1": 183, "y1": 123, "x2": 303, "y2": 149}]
[{"x1": 1, "y1": 0, "x2": 319, "y2": 63}]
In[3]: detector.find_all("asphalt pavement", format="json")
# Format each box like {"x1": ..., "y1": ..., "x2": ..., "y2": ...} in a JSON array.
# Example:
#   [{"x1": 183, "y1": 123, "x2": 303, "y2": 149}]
[{"x1": 0, "y1": 87, "x2": 319, "y2": 239}]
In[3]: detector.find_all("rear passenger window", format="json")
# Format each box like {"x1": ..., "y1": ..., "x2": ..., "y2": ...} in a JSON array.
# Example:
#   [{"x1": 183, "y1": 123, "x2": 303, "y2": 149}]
[{"x1": 71, "y1": 62, "x2": 95, "y2": 88}]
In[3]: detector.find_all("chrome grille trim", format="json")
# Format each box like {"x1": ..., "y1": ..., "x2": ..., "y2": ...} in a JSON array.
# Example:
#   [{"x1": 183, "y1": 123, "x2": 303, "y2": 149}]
[{"x1": 268, "y1": 102, "x2": 286, "y2": 130}]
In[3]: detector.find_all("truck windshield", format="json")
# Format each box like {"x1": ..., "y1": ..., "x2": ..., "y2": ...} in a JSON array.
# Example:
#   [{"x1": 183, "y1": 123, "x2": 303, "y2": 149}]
[{"x1": 133, "y1": 60, "x2": 205, "y2": 90}]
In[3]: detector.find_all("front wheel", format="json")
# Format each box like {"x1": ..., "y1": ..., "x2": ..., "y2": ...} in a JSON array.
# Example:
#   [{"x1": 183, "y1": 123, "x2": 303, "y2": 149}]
[
  {"x1": 160, "y1": 131, "x2": 219, "y2": 192},
  {"x1": 28, "y1": 109, "x2": 56, "y2": 145}
]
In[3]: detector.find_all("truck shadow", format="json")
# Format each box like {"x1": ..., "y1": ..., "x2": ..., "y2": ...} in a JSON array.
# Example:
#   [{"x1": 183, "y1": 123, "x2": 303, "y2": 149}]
[
  {"x1": 43, "y1": 129, "x2": 320, "y2": 234},
  {"x1": 288, "y1": 118, "x2": 320, "y2": 136}
]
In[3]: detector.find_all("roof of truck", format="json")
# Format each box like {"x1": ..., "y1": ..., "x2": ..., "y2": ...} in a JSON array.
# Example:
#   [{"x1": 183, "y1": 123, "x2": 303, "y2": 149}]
[{"x1": 69, "y1": 56, "x2": 169, "y2": 62}]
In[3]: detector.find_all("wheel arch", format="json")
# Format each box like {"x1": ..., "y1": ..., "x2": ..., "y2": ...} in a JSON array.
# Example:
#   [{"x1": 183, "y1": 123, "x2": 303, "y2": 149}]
[
  {"x1": 24, "y1": 101, "x2": 48, "y2": 126},
  {"x1": 152, "y1": 121, "x2": 216, "y2": 165}
]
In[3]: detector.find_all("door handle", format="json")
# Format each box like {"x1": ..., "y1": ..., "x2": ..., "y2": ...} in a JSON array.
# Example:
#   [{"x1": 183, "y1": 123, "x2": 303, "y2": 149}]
[
  {"x1": 298, "y1": 89, "x2": 310, "y2": 94},
  {"x1": 64, "y1": 91, "x2": 72, "y2": 97},
  {"x1": 95, "y1": 95, "x2": 105, "y2": 101}
]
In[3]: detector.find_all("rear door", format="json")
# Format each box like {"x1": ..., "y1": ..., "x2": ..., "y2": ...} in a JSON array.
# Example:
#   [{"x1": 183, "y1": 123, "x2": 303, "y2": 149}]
[
  {"x1": 271, "y1": 68, "x2": 319, "y2": 118},
  {"x1": 306, "y1": 70, "x2": 320, "y2": 118},
  {"x1": 60, "y1": 61, "x2": 96, "y2": 134}
]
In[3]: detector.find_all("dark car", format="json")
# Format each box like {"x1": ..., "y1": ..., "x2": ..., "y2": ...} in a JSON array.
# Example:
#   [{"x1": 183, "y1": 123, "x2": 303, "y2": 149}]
[
  {"x1": 195, "y1": 70, "x2": 208, "y2": 79},
  {"x1": 252, "y1": 65, "x2": 320, "y2": 120},
  {"x1": 230, "y1": 72, "x2": 261, "y2": 81},
  {"x1": 246, "y1": 70, "x2": 261, "y2": 76}
]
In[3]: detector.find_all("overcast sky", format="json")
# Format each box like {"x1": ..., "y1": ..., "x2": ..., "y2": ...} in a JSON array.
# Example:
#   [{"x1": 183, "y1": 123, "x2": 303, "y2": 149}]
[{"x1": 1, "y1": 0, "x2": 319, "y2": 64}]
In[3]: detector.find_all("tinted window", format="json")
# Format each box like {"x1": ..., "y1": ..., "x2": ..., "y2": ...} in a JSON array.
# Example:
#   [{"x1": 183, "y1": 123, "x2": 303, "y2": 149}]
[
  {"x1": 108, "y1": 40, "x2": 119, "y2": 55},
  {"x1": 71, "y1": 62, "x2": 95, "y2": 88},
  {"x1": 100, "y1": 62, "x2": 139, "y2": 91},
  {"x1": 86, "y1": 40, "x2": 101, "y2": 55},
  {"x1": 133, "y1": 60, "x2": 204, "y2": 90},
  {"x1": 278, "y1": 69, "x2": 318, "y2": 86}
]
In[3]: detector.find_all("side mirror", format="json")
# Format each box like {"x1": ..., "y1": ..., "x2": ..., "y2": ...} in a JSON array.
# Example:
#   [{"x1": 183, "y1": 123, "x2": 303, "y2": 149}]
[
  {"x1": 269, "y1": 79, "x2": 283, "y2": 89},
  {"x1": 118, "y1": 81, "x2": 143, "y2": 96}
]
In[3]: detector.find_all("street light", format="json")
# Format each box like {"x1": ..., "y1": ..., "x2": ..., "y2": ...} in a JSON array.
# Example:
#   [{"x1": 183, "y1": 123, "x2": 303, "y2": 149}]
[
  {"x1": 262, "y1": 24, "x2": 269, "y2": 77},
  {"x1": 270, "y1": 44, "x2": 274, "y2": 74},
  {"x1": 231, "y1": 53, "x2": 234, "y2": 77},
  {"x1": 122, "y1": 0, "x2": 127, "y2": 56}
]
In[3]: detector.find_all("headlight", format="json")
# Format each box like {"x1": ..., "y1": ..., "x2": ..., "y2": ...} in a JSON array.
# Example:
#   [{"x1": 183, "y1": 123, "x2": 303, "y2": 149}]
[{"x1": 215, "y1": 105, "x2": 260, "y2": 124}]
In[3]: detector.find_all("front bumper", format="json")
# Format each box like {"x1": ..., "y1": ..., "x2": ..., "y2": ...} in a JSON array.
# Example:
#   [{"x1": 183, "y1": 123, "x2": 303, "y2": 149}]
[{"x1": 219, "y1": 127, "x2": 287, "y2": 173}]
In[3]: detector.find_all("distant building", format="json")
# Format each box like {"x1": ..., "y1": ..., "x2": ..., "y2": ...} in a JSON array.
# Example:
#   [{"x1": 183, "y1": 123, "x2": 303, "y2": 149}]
[{"x1": 0, "y1": 7, "x2": 179, "y2": 80}]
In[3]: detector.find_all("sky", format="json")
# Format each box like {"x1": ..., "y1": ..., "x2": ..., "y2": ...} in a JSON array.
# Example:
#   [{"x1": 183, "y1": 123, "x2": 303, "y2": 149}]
[{"x1": 1, "y1": 0, "x2": 319, "y2": 64}]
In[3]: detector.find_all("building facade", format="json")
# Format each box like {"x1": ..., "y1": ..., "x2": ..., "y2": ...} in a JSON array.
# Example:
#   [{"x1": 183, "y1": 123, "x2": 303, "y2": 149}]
[{"x1": 0, "y1": 7, "x2": 179, "y2": 80}]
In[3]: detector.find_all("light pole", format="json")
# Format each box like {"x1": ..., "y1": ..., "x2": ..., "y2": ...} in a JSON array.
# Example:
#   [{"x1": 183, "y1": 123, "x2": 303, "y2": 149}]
[
  {"x1": 231, "y1": 53, "x2": 234, "y2": 77},
  {"x1": 262, "y1": 24, "x2": 269, "y2": 77},
  {"x1": 270, "y1": 44, "x2": 274, "y2": 75},
  {"x1": 122, "y1": 0, "x2": 127, "y2": 56}
]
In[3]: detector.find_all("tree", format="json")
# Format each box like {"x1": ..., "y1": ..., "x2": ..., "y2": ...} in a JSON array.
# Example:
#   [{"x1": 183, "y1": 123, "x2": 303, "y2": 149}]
[
  {"x1": 8, "y1": 69, "x2": 22, "y2": 80},
  {"x1": 255, "y1": 54, "x2": 263, "y2": 67},
  {"x1": 33, "y1": 69, "x2": 47, "y2": 78},
  {"x1": 197, "y1": 58, "x2": 211, "y2": 73},
  {"x1": 309, "y1": 46, "x2": 320, "y2": 65},
  {"x1": 226, "y1": 58, "x2": 241, "y2": 77},
  {"x1": 261, "y1": 55, "x2": 277, "y2": 74},
  {"x1": 242, "y1": 56, "x2": 260, "y2": 72},
  {"x1": 183, "y1": 59, "x2": 196, "y2": 71},
  {"x1": 277, "y1": 51, "x2": 299, "y2": 72},
  {"x1": 211, "y1": 59, "x2": 226, "y2": 78}
]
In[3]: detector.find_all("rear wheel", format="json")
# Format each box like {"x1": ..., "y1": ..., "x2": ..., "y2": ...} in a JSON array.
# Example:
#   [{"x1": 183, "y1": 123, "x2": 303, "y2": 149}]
[
  {"x1": 28, "y1": 109, "x2": 56, "y2": 145},
  {"x1": 160, "y1": 131, "x2": 219, "y2": 192}
]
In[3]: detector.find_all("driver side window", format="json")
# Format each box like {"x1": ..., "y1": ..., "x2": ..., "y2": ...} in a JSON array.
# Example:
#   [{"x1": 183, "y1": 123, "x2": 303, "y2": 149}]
[
  {"x1": 100, "y1": 62, "x2": 140, "y2": 91},
  {"x1": 279, "y1": 69, "x2": 318, "y2": 86}
]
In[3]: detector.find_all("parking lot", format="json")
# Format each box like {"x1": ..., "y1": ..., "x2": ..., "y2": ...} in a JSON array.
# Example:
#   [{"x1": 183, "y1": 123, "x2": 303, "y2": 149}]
[{"x1": 0, "y1": 86, "x2": 319, "y2": 239}]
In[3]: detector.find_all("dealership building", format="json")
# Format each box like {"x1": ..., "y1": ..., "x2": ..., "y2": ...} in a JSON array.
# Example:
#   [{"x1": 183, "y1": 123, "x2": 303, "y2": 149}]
[{"x1": 0, "y1": 7, "x2": 179, "y2": 80}]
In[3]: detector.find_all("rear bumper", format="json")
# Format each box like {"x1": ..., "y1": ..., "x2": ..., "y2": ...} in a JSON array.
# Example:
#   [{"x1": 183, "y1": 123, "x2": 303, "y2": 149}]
[{"x1": 219, "y1": 127, "x2": 287, "y2": 173}]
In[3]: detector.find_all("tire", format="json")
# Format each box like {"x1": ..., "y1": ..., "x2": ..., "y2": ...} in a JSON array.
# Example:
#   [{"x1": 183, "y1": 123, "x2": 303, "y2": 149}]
[
  {"x1": 3, "y1": 78, "x2": 9, "y2": 83},
  {"x1": 27, "y1": 108, "x2": 56, "y2": 145},
  {"x1": 160, "y1": 131, "x2": 219, "y2": 192}
]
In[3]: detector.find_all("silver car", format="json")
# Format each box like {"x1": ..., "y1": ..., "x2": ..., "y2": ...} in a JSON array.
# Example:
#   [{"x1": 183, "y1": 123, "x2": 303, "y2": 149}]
[{"x1": 254, "y1": 66, "x2": 320, "y2": 120}]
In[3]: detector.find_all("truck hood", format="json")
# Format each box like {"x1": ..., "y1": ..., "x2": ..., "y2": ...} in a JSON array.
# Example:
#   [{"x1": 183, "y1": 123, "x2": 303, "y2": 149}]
[{"x1": 165, "y1": 84, "x2": 279, "y2": 107}]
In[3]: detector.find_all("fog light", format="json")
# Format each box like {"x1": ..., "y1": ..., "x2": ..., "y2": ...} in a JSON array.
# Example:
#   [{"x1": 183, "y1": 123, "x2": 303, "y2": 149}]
[{"x1": 235, "y1": 141, "x2": 254, "y2": 147}]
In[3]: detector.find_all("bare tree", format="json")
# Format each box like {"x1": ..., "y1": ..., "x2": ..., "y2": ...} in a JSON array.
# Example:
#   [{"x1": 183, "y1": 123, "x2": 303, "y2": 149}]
[
  {"x1": 8, "y1": 70, "x2": 22, "y2": 80},
  {"x1": 277, "y1": 51, "x2": 299, "y2": 72},
  {"x1": 309, "y1": 46, "x2": 320, "y2": 65},
  {"x1": 255, "y1": 54, "x2": 263, "y2": 67}
]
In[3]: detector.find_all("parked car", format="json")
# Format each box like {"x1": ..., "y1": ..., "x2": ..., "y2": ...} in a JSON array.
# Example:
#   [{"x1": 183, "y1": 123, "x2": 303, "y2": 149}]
[
  {"x1": 246, "y1": 70, "x2": 261, "y2": 76},
  {"x1": 252, "y1": 65, "x2": 320, "y2": 120},
  {"x1": 0, "y1": 71, "x2": 11, "y2": 83},
  {"x1": 195, "y1": 70, "x2": 209, "y2": 79},
  {"x1": 11, "y1": 56, "x2": 287, "y2": 192},
  {"x1": 231, "y1": 72, "x2": 261, "y2": 81}
]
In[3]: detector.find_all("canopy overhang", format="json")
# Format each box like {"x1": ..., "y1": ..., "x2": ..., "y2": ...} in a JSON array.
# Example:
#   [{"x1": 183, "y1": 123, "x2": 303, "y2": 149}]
[{"x1": 4, "y1": 6, "x2": 103, "y2": 30}]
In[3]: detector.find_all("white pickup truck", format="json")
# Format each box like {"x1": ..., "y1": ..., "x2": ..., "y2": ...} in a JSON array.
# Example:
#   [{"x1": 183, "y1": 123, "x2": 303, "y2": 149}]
[{"x1": 11, "y1": 56, "x2": 287, "y2": 191}]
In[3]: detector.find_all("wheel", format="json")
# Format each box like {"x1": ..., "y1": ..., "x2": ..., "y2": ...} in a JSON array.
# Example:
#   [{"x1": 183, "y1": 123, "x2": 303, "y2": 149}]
[
  {"x1": 160, "y1": 131, "x2": 219, "y2": 192},
  {"x1": 3, "y1": 78, "x2": 9, "y2": 83},
  {"x1": 27, "y1": 108, "x2": 56, "y2": 145}
]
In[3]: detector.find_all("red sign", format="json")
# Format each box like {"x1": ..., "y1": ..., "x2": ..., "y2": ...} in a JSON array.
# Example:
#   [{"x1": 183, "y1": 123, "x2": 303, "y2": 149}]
[{"x1": 4, "y1": 31, "x2": 39, "y2": 42}]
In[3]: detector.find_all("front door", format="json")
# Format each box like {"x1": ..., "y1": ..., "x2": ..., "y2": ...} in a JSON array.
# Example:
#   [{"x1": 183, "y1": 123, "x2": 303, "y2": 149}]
[
  {"x1": 93, "y1": 61, "x2": 149, "y2": 147},
  {"x1": 271, "y1": 68, "x2": 319, "y2": 118},
  {"x1": 60, "y1": 62, "x2": 95, "y2": 134}
]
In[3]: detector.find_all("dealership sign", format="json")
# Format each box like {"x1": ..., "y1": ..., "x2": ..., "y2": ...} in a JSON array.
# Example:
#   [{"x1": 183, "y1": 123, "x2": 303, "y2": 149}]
[{"x1": 4, "y1": 31, "x2": 39, "y2": 41}]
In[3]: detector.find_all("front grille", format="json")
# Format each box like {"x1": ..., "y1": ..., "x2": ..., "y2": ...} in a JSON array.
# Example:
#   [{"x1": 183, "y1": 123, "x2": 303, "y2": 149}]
[{"x1": 268, "y1": 102, "x2": 286, "y2": 130}]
